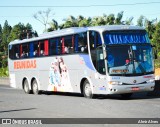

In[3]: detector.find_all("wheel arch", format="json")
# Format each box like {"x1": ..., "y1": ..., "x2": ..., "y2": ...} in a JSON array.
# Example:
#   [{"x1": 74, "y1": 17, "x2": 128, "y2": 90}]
[{"x1": 80, "y1": 77, "x2": 93, "y2": 94}]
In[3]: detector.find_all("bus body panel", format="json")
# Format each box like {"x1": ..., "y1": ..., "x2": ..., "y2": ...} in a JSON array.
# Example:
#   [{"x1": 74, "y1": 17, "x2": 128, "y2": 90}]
[{"x1": 9, "y1": 54, "x2": 96, "y2": 93}]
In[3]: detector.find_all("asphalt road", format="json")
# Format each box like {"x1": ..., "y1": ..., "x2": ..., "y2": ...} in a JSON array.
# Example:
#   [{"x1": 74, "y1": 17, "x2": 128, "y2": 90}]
[{"x1": 0, "y1": 84, "x2": 160, "y2": 127}]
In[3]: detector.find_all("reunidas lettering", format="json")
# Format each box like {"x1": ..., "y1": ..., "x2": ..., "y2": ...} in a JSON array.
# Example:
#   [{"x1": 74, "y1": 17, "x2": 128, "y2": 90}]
[{"x1": 14, "y1": 60, "x2": 37, "y2": 69}]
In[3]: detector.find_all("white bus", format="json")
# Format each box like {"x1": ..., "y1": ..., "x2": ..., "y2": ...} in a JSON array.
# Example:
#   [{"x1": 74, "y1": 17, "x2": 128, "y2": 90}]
[{"x1": 8, "y1": 25, "x2": 155, "y2": 98}]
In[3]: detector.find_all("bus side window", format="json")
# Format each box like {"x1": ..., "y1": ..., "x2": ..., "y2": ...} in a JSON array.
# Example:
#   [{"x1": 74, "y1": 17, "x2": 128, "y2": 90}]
[
  {"x1": 9, "y1": 44, "x2": 20, "y2": 59},
  {"x1": 49, "y1": 38, "x2": 60, "y2": 55},
  {"x1": 33, "y1": 42, "x2": 39, "y2": 57},
  {"x1": 9, "y1": 44, "x2": 19, "y2": 59},
  {"x1": 21, "y1": 44, "x2": 29, "y2": 59},
  {"x1": 77, "y1": 32, "x2": 88, "y2": 53},
  {"x1": 39, "y1": 41, "x2": 45, "y2": 57},
  {"x1": 89, "y1": 31, "x2": 102, "y2": 71},
  {"x1": 15, "y1": 45, "x2": 20, "y2": 59},
  {"x1": 39, "y1": 40, "x2": 48, "y2": 57},
  {"x1": 89, "y1": 31, "x2": 102, "y2": 50},
  {"x1": 61, "y1": 35, "x2": 74, "y2": 54}
]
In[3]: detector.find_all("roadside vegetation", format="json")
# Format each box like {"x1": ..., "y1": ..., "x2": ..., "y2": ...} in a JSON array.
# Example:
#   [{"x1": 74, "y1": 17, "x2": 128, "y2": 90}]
[{"x1": 0, "y1": 67, "x2": 8, "y2": 77}]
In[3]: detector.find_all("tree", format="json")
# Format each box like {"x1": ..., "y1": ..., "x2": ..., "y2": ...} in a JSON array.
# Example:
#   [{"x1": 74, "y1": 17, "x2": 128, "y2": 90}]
[
  {"x1": 91, "y1": 16, "x2": 106, "y2": 26},
  {"x1": 107, "y1": 14, "x2": 115, "y2": 25},
  {"x1": 8, "y1": 23, "x2": 37, "y2": 42},
  {"x1": 137, "y1": 15, "x2": 145, "y2": 27},
  {"x1": 145, "y1": 18, "x2": 156, "y2": 39},
  {"x1": 0, "y1": 24, "x2": 2, "y2": 45},
  {"x1": 0, "y1": 24, "x2": 3, "y2": 67},
  {"x1": 1, "y1": 20, "x2": 12, "y2": 67},
  {"x1": 8, "y1": 23, "x2": 25, "y2": 42},
  {"x1": 33, "y1": 8, "x2": 53, "y2": 32},
  {"x1": 115, "y1": 11, "x2": 124, "y2": 25},
  {"x1": 77, "y1": 15, "x2": 91, "y2": 27},
  {"x1": 47, "y1": 19, "x2": 58, "y2": 32},
  {"x1": 124, "y1": 17, "x2": 134, "y2": 25},
  {"x1": 24, "y1": 23, "x2": 38, "y2": 39},
  {"x1": 61, "y1": 15, "x2": 78, "y2": 29},
  {"x1": 152, "y1": 21, "x2": 160, "y2": 56},
  {"x1": 1, "y1": 20, "x2": 12, "y2": 52}
]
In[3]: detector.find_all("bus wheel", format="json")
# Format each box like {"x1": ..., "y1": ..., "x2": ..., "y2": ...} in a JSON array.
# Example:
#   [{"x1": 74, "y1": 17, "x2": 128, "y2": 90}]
[
  {"x1": 32, "y1": 80, "x2": 40, "y2": 95},
  {"x1": 23, "y1": 79, "x2": 30, "y2": 94},
  {"x1": 83, "y1": 80, "x2": 93, "y2": 98},
  {"x1": 121, "y1": 93, "x2": 133, "y2": 99}
]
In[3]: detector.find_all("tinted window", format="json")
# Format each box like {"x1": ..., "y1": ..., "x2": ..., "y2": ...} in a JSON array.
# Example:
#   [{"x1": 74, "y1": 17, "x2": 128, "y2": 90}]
[
  {"x1": 9, "y1": 44, "x2": 20, "y2": 59},
  {"x1": 20, "y1": 44, "x2": 29, "y2": 58},
  {"x1": 49, "y1": 38, "x2": 61, "y2": 55}
]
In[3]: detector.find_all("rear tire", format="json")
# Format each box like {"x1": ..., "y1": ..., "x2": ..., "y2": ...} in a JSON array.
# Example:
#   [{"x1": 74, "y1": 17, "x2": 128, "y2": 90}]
[
  {"x1": 32, "y1": 80, "x2": 40, "y2": 95},
  {"x1": 23, "y1": 79, "x2": 30, "y2": 94},
  {"x1": 83, "y1": 80, "x2": 94, "y2": 99}
]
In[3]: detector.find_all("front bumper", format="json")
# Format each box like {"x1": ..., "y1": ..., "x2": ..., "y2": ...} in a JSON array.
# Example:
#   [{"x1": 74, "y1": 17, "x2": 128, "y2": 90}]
[{"x1": 108, "y1": 82, "x2": 155, "y2": 94}]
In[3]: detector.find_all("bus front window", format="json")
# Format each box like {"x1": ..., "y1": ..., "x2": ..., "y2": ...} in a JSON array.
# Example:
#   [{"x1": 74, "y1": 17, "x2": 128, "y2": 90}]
[{"x1": 107, "y1": 45, "x2": 154, "y2": 76}]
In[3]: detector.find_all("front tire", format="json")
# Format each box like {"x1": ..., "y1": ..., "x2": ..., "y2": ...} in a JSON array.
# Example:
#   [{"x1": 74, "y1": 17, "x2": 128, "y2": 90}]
[
  {"x1": 83, "y1": 80, "x2": 94, "y2": 98},
  {"x1": 23, "y1": 79, "x2": 31, "y2": 94},
  {"x1": 32, "y1": 80, "x2": 40, "y2": 95}
]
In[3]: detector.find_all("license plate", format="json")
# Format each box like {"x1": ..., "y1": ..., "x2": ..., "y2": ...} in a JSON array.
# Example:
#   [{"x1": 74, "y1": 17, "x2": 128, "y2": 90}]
[{"x1": 132, "y1": 87, "x2": 140, "y2": 91}]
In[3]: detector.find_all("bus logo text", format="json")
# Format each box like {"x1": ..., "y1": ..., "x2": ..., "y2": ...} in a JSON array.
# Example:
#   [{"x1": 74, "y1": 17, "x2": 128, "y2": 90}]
[{"x1": 14, "y1": 60, "x2": 37, "y2": 69}]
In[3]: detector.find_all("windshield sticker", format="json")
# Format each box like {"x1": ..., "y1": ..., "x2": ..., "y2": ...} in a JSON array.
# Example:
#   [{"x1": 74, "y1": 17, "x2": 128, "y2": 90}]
[{"x1": 112, "y1": 69, "x2": 129, "y2": 73}]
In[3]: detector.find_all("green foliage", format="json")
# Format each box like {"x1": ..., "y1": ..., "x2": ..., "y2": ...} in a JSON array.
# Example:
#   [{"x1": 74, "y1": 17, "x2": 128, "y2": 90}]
[
  {"x1": 0, "y1": 21, "x2": 37, "y2": 68},
  {"x1": 52, "y1": 12, "x2": 134, "y2": 30},
  {"x1": 107, "y1": 14, "x2": 115, "y2": 25},
  {"x1": 8, "y1": 23, "x2": 24, "y2": 42},
  {"x1": 77, "y1": 16, "x2": 91, "y2": 27},
  {"x1": 47, "y1": 19, "x2": 58, "y2": 32},
  {"x1": 155, "y1": 58, "x2": 160, "y2": 69},
  {"x1": 152, "y1": 21, "x2": 160, "y2": 54},
  {"x1": 1, "y1": 20, "x2": 12, "y2": 51},
  {"x1": 115, "y1": 11, "x2": 124, "y2": 25},
  {"x1": 8, "y1": 22, "x2": 35, "y2": 42},
  {"x1": 137, "y1": 15, "x2": 145, "y2": 27},
  {"x1": 145, "y1": 19, "x2": 156, "y2": 39},
  {"x1": 62, "y1": 15, "x2": 78, "y2": 29},
  {"x1": 0, "y1": 67, "x2": 8, "y2": 77},
  {"x1": 0, "y1": 24, "x2": 2, "y2": 44},
  {"x1": 124, "y1": 17, "x2": 134, "y2": 25}
]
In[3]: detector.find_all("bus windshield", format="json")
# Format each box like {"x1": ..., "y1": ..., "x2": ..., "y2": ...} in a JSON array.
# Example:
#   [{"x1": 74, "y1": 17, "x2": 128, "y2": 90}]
[{"x1": 106, "y1": 45, "x2": 154, "y2": 76}]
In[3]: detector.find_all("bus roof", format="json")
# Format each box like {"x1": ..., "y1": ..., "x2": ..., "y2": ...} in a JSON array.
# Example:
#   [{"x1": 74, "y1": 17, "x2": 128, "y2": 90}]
[{"x1": 9, "y1": 25, "x2": 145, "y2": 45}]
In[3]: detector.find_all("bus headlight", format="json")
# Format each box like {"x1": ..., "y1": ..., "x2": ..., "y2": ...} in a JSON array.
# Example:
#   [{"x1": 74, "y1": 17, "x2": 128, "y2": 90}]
[
  {"x1": 108, "y1": 81, "x2": 122, "y2": 85},
  {"x1": 146, "y1": 79, "x2": 155, "y2": 83}
]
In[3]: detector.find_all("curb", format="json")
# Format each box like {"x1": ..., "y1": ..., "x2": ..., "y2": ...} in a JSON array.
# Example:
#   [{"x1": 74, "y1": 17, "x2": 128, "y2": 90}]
[{"x1": 0, "y1": 77, "x2": 10, "y2": 85}]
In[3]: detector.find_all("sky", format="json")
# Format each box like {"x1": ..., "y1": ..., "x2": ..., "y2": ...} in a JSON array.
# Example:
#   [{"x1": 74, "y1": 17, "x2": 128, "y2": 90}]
[{"x1": 0, "y1": 0, "x2": 160, "y2": 34}]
